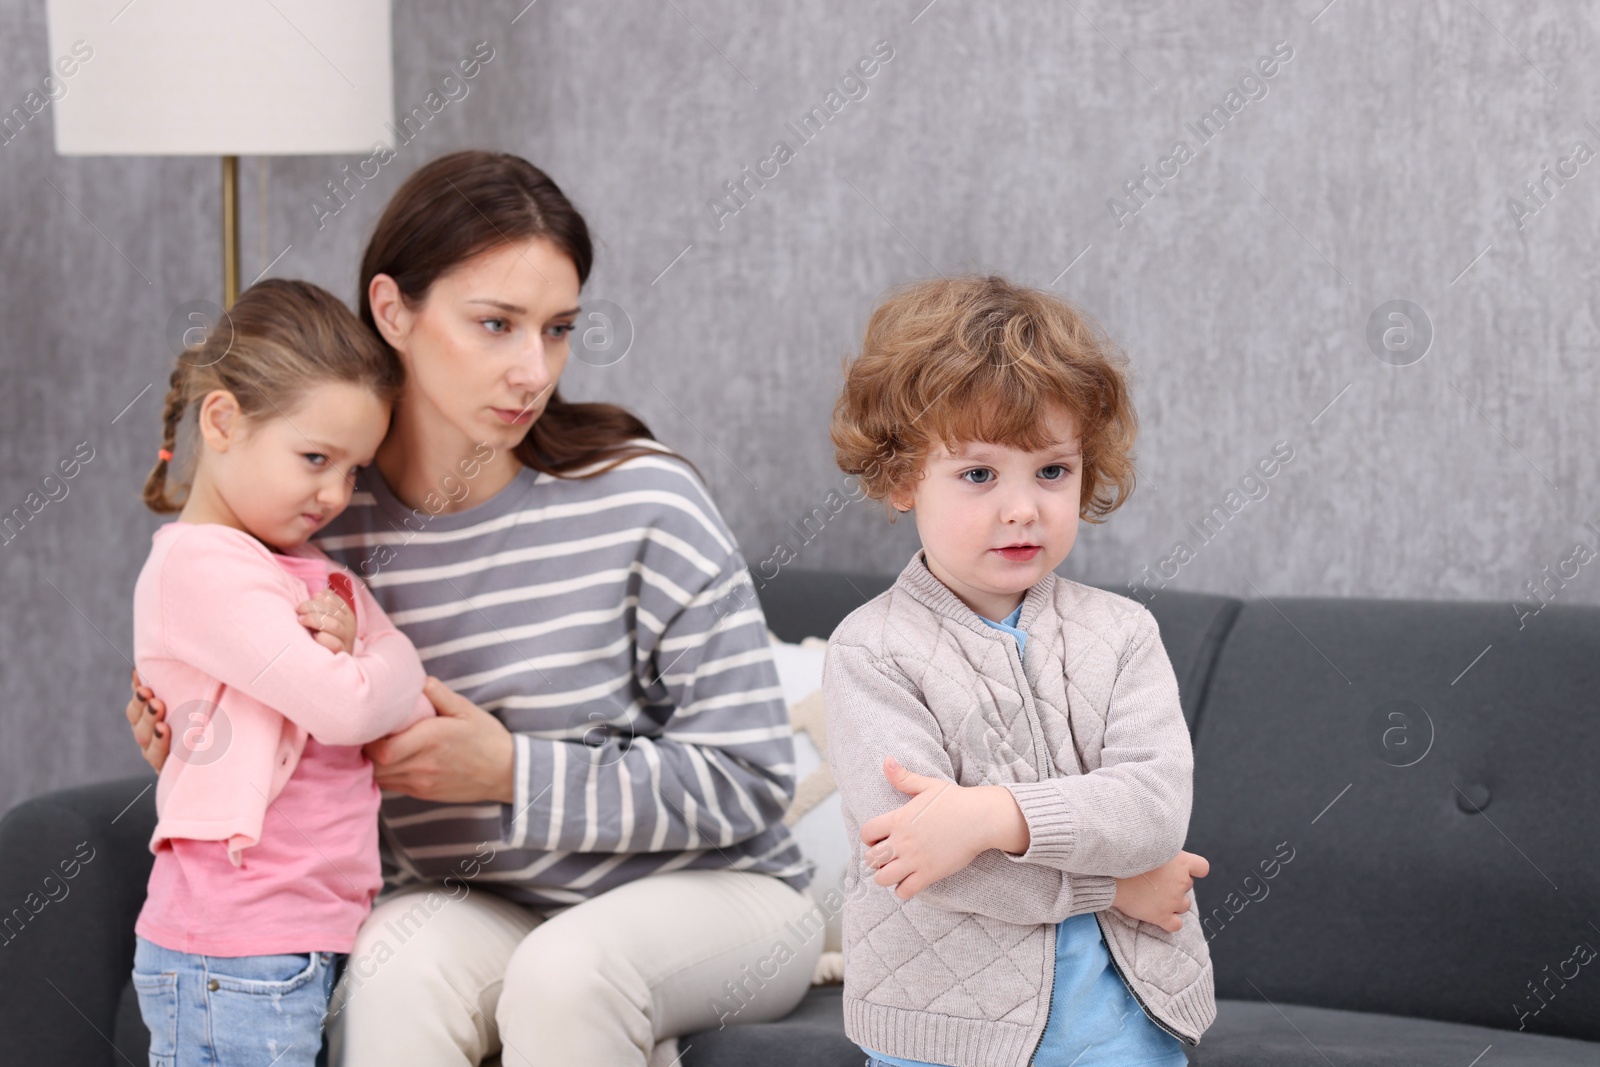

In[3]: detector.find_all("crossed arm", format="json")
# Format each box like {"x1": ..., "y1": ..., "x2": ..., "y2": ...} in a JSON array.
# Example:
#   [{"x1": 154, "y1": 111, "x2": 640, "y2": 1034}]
[
  {"x1": 128, "y1": 575, "x2": 513, "y2": 806},
  {"x1": 823, "y1": 640, "x2": 1207, "y2": 931}
]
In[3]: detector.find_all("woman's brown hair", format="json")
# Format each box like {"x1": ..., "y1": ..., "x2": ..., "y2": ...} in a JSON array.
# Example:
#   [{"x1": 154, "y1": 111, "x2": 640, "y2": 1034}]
[
  {"x1": 358, "y1": 150, "x2": 697, "y2": 482},
  {"x1": 143, "y1": 278, "x2": 404, "y2": 513},
  {"x1": 830, "y1": 274, "x2": 1138, "y2": 523}
]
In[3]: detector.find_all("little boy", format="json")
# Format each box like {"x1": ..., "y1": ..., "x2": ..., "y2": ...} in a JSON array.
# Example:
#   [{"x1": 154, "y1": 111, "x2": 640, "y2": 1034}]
[{"x1": 823, "y1": 275, "x2": 1215, "y2": 1066}]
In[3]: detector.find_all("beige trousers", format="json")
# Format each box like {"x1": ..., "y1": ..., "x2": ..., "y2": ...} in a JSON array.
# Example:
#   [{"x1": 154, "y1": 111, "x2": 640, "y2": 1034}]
[{"x1": 326, "y1": 869, "x2": 823, "y2": 1067}]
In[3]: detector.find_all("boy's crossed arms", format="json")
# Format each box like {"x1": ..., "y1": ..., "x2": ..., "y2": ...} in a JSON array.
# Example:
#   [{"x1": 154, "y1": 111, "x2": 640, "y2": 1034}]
[
  {"x1": 826, "y1": 639, "x2": 1208, "y2": 932},
  {"x1": 862, "y1": 754, "x2": 1206, "y2": 931}
]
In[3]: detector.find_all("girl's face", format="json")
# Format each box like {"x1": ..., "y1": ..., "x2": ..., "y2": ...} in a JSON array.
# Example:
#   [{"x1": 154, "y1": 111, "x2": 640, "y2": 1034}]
[
  {"x1": 890, "y1": 403, "x2": 1084, "y2": 621},
  {"x1": 370, "y1": 237, "x2": 582, "y2": 458},
  {"x1": 195, "y1": 381, "x2": 391, "y2": 552}
]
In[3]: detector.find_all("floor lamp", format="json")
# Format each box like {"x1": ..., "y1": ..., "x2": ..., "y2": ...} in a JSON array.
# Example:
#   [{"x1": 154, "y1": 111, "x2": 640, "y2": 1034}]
[{"x1": 47, "y1": 0, "x2": 393, "y2": 308}]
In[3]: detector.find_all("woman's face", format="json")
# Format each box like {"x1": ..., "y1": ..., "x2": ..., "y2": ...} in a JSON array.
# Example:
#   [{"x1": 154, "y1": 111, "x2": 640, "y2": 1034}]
[{"x1": 372, "y1": 237, "x2": 582, "y2": 456}]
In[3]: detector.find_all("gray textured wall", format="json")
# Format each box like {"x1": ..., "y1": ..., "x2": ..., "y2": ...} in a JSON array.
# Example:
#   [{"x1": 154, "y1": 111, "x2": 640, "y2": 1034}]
[{"x1": 3, "y1": 0, "x2": 1597, "y2": 808}]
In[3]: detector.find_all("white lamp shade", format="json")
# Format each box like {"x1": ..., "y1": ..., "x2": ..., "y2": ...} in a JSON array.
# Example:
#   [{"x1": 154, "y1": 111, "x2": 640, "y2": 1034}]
[{"x1": 47, "y1": 0, "x2": 393, "y2": 155}]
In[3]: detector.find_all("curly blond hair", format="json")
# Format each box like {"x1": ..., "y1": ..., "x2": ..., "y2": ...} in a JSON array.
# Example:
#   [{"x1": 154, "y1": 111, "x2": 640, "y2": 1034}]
[{"x1": 830, "y1": 274, "x2": 1138, "y2": 523}]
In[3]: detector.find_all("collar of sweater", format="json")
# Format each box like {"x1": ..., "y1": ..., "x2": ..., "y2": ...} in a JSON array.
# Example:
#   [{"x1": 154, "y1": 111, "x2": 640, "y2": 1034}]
[{"x1": 896, "y1": 547, "x2": 1059, "y2": 639}]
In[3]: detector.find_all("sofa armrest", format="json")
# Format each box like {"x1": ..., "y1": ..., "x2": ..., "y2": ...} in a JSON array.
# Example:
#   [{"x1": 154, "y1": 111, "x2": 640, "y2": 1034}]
[{"x1": 0, "y1": 776, "x2": 156, "y2": 1066}]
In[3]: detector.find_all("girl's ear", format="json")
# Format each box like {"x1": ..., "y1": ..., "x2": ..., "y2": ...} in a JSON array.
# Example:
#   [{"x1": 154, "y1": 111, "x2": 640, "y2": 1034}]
[{"x1": 195, "y1": 389, "x2": 244, "y2": 452}]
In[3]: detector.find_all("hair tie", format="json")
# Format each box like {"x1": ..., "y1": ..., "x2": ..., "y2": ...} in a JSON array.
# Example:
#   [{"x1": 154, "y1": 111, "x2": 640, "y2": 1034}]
[{"x1": 158, "y1": 448, "x2": 173, "y2": 462}]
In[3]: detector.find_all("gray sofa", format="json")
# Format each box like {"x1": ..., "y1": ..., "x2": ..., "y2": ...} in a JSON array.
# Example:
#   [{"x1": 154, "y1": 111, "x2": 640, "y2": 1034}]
[{"x1": 3, "y1": 567, "x2": 1598, "y2": 1065}]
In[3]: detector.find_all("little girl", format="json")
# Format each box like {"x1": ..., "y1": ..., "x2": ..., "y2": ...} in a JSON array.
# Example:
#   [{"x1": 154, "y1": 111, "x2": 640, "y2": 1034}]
[
  {"x1": 129, "y1": 279, "x2": 435, "y2": 1067},
  {"x1": 823, "y1": 275, "x2": 1216, "y2": 1066}
]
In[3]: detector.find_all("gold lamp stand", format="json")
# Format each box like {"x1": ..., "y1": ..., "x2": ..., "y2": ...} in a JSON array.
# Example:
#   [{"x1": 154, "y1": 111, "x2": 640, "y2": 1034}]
[{"x1": 222, "y1": 155, "x2": 240, "y2": 309}]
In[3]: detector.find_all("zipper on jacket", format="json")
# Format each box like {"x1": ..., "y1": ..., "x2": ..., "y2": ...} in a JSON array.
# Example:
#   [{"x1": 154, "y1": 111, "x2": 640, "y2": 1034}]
[
  {"x1": 1025, "y1": 918, "x2": 1057, "y2": 1067},
  {"x1": 1000, "y1": 636, "x2": 1055, "y2": 780},
  {"x1": 1002, "y1": 634, "x2": 1197, "y2": 1051},
  {"x1": 1007, "y1": 634, "x2": 1061, "y2": 1067},
  {"x1": 994, "y1": 633, "x2": 1058, "y2": 1067},
  {"x1": 1095, "y1": 915, "x2": 1195, "y2": 1047}
]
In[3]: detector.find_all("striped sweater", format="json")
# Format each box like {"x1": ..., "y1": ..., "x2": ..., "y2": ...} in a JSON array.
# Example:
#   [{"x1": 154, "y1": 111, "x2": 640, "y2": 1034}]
[{"x1": 310, "y1": 439, "x2": 812, "y2": 907}]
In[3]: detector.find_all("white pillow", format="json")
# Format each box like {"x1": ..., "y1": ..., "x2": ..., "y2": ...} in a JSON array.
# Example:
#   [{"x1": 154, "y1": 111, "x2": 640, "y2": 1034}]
[
  {"x1": 767, "y1": 632, "x2": 849, "y2": 958},
  {"x1": 767, "y1": 633, "x2": 828, "y2": 709}
]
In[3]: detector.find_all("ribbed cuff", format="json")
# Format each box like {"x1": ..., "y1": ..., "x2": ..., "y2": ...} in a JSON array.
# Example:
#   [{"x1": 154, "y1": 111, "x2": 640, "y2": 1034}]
[
  {"x1": 1190, "y1": 962, "x2": 1219, "y2": 1041},
  {"x1": 1156, "y1": 960, "x2": 1217, "y2": 1045},
  {"x1": 1070, "y1": 873, "x2": 1119, "y2": 914},
  {"x1": 1000, "y1": 778, "x2": 1078, "y2": 867}
]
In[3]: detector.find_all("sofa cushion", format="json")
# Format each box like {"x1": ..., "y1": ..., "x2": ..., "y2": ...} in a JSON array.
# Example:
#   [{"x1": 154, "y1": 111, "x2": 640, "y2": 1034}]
[
  {"x1": 679, "y1": 986, "x2": 871, "y2": 1066},
  {"x1": 1188, "y1": 597, "x2": 1600, "y2": 1042},
  {"x1": 1189, "y1": 997, "x2": 1600, "y2": 1066},
  {"x1": 680, "y1": 990, "x2": 1600, "y2": 1066},
  {"x1": 755, "y1": 568, "x2": 895, "y2": 646}
]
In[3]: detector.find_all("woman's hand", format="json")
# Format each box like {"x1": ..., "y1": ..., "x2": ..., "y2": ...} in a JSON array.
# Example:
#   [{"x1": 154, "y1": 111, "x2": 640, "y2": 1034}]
[
  {"x1": 297, "y1": 589, "x2": 357, "y2": 654},
  {"x1": 363, "y1": 677, "x2": 516, "y2": 804},
  {"x1": 860, "y1": 756, "x2": 1026, "y2": 900},
  {"x1": 127, "y1": 668, "x2": 170, "y2": 772},
  {"x1": 1112, "y1": 850, "x2": 1210, "y2": 932}
]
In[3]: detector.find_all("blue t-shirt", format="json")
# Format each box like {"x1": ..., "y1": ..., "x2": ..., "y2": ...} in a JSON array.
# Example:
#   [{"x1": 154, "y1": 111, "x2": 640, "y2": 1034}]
[{"x1": 860, "y1": 603, "x2": 1187, "y2": 1067}]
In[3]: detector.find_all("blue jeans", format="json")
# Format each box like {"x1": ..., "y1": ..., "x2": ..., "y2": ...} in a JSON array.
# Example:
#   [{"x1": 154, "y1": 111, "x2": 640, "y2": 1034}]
[{"x1": 132, "y1": 934, "x2": 343, "y2": 1067}]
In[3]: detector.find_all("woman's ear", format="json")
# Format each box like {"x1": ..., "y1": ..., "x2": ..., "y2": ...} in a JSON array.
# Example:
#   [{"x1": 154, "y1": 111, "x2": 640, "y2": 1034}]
[
  {"x1": 367, "y1": 273, "x2": 413, "y2": 351},
  {"x1": 196, "y1": 389, "x2": 243, "y2": 452}
]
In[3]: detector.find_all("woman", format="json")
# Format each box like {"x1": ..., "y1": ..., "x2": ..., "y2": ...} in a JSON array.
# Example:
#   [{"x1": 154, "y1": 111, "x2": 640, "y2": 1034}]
[{"x1": 127, "y1": 150, "x2": 821, "y2": 1066}]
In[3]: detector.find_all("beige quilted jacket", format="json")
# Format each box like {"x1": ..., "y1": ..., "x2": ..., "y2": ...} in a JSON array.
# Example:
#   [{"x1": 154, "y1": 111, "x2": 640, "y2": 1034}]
[{"x1": 823, "y1": 549, "x2": 1215, "y2": 1067}]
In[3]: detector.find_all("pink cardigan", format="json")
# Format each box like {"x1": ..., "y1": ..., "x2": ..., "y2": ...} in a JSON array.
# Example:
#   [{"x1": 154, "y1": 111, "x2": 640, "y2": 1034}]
[{"x1": 133, "y1": 521, "x2": 434, "y2": 865}]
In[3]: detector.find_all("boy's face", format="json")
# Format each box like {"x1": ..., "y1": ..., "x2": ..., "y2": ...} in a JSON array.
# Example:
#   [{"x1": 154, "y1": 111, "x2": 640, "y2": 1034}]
[{"x1": 890, "y1": 404, "x2": 1083, "y2": 621}]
